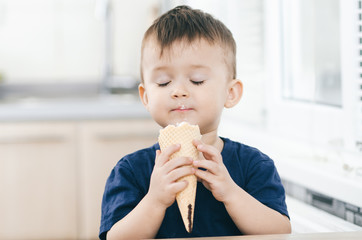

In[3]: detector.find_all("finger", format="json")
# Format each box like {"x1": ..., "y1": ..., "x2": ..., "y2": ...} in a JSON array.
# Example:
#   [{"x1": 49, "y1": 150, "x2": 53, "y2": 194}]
[
  {"x1": 167, "y1": 165, "x2": 196, "y2": 182},
  {"x1": 163, "y1": 156, "x2": 193, "y2": 173},
  {"x1": 167, "y1": 180, "x2": 188, "y2": 195},
  {"x1": 193, "y1": 159, "x2": 218, "y2": 175},
  {"x1": 194, "y1": 168, "x2": 214, "y2": 184},
  {"x1": 156, "y1": 144, "x2": 181, "y2": 166},
  {"x1": 154, "y1": 150, "x2": 161, "y2": 167},
  {"x1": 193, "y1": 140, "x2": 222, "y2": 163},
  {"x1": 155, "y1": 149, "x2": 161, "y2": 158},
  {"x1": 192, "y1": 139, "x2": 203, "y2": 148}
]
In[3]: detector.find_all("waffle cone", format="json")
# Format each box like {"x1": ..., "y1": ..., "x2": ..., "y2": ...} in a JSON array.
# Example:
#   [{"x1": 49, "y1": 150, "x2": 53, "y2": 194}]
[{"x1": 158, "y1": 122, "x2": 201, "y2": 233}]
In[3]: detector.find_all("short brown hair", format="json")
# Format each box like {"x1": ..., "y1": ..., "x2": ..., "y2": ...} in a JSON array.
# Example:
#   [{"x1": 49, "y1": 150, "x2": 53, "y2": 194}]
[{"x1": 141, "y1": 5, "x2": 236, "y2": 81}]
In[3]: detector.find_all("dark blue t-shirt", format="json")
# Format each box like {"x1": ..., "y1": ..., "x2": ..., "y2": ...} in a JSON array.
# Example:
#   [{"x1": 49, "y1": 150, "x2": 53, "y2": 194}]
[{"x1": 99, "y1": 137, "x2": 289, "y2": 239}]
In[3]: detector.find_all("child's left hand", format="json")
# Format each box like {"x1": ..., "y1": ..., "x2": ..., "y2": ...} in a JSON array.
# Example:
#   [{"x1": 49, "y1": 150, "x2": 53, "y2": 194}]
[{"x1": 192, "y1": 139, "x2": 238, "y2": 203}]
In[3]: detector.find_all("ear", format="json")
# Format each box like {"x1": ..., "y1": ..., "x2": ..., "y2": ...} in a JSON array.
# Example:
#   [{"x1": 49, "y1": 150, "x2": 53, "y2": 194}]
[
  {"x1": 138, "y1": 83, "x2": 149, "y2": 110},
  {"x1": 224, "y1": 79, "x2": 243, "y2": 108}
]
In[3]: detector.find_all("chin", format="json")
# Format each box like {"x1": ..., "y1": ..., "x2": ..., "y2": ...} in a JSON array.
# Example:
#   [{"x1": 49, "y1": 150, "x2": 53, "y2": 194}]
[{"x1": 161, "y1": 119, "x2": 197, "y2": 127}]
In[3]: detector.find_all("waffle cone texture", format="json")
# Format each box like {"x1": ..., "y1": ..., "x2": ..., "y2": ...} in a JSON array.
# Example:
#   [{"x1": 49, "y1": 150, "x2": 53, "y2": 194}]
[{"x1": 158, "y1": 122, "x2": 201, "y2": 233}]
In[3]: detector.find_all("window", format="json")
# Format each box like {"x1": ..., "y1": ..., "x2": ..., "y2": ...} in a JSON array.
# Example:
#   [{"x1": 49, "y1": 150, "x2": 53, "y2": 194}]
[
  {"x1": 0, "y1": 0, "x2": 156, "y2": 88},
  {"x1": 0, "y1": 0, "x2": 103, "y2": 83},
  {"x1": 281, "y1": 0, "x2": 342, "y2": 107},
  {"x1": 265, "y1": 0, "x2": 361, "y2": 156}
]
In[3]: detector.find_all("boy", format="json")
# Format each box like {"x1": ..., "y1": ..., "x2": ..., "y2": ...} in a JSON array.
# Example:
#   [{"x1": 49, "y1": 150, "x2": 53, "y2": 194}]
[{"x1": 100, "y1": 5, "x2": 291, "y2": 240}]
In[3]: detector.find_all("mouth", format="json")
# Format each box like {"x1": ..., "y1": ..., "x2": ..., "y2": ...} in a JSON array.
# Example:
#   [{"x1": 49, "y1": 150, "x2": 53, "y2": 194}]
[{"x1": 172, "y1": 105, "x2": 193, "y2": 112}]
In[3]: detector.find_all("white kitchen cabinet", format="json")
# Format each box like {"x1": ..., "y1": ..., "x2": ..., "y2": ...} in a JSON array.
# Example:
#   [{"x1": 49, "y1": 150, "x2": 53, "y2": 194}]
[
  {"x1": 77, "y1": 119, "x2": 160, "y2": 239},
  {"x1": 0, "y1": 122, "x2": 78, "y2": 239},
  {"x1": 0, "y1": 118, "x2": 160, "y2": 240}
]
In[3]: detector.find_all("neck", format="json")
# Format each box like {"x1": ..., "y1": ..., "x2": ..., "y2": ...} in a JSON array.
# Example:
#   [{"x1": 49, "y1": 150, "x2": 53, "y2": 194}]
[{"x1": 201, "y1": 130, "x2": 224, "y2": 152}]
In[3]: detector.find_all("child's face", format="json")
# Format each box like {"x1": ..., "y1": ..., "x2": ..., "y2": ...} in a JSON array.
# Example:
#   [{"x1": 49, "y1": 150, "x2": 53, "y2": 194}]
[{"x1": 139, "y1": 38, "x2": 235, "y2": 134}]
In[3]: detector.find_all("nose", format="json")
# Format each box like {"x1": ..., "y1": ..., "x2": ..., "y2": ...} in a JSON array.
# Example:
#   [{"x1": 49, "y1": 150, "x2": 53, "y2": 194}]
[{"x1": 171, "y1": 86, "x2": 189, "y2": 99}]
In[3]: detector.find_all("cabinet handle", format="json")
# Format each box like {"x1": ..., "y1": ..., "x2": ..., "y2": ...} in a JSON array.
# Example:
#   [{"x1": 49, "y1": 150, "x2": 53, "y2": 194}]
[{"x1": 0, "y1": 135, "x2": 67, "y2": 144}]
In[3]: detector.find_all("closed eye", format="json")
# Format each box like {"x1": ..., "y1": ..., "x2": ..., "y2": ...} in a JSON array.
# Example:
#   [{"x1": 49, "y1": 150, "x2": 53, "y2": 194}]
[
  {"x1": 157, "y1": 81, "x2": 171, "y2": 87},
  {"x1": 191, "y1": 80, "x2": 205, "y2": 85}
]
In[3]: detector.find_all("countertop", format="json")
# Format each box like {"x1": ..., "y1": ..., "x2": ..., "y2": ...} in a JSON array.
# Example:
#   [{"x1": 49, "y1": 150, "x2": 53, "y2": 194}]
[
  {"x1": 219, "y1": 118, "x2": 362, "y2": 208},
  {"x1": 162, "y1": 231, "x2": 362, "y2": 240},
  {"x1": 0, "y1": 94, "x2": 150, "y2": 121}
]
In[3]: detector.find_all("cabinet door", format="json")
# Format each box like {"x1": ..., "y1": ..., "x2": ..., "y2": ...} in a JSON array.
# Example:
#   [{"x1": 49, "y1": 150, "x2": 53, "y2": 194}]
[
  {"x1": 78, "y1": 119, "x2": 160, "y2": 239},
  {"x1": 0, "y1": 122, "x2": 77, "y2": 239}
]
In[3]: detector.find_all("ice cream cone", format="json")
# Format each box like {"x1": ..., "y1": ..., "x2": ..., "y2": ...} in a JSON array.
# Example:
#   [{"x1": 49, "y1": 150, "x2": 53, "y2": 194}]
[{"x1": 158, "y1": 122, "x2": 201, "y2": 233}]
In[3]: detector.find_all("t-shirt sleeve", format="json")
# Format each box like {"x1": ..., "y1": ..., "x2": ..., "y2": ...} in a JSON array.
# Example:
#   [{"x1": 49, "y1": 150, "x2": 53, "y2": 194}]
[
  {"x1": 99, "y1": 159, "x2": 143, "y2": 240},
  {"x1": 245, "y1": 156, "x2": 289, "y2": 218}
]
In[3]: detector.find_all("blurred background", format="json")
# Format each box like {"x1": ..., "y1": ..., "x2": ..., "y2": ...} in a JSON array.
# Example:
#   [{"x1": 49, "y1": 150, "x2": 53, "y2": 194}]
[{"x1": 0, "y1": 0, "x2": 361, "y2": 239}]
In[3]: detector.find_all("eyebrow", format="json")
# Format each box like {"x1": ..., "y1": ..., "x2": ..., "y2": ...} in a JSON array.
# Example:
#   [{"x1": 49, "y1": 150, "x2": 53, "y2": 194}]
[
  {"x1": 189, "y1": 64, "x2": 211, "y2": 70},
  {"x1": 151, "y1": 64, "x2": 210, "y2": 73},
  {"x1": 152, "y1": 66, "x2": 169, "y2": 72}
]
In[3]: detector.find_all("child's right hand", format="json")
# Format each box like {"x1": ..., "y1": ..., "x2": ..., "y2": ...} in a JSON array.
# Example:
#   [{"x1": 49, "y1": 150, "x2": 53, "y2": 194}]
[{"x1": 147, "y1": 144, "x2": 195, "y2": 209}]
